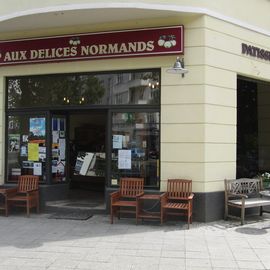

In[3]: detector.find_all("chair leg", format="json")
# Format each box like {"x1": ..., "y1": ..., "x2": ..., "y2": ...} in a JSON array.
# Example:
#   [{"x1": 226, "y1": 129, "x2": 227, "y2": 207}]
[
  {"x1": 27, "y1": 200, "x2": 30, "y2": 217},
  {"x1": 224, "y1": 203, "x2": 228, "y2": 220},
  {"x1": 163, "y1": 208, "x2": 167, "y2": 223},
  {"x1": 241, "y1": 206, "x2": 245, "y2": 225},
  {"x1": 160, "y1": 207, "x2": 164, "y2": 225},
  {"x1": 36, "y1": 197, "x2": 40, "y2": 213},
  {"x1": 5, "y1": 198, "x2": 8, "y2": 217},
  {"x1": 136, "y1": 206, "x2": 138, "y2": 225},
  {"x1": 260, "y1": 206, "x2": 263, "y2": 216},
  {"x1": 187, "y1": 209, "x2": 190, "y2": 230},
  {"x1": 110, "y1": 205, "x2": 114, "y2": 224}
]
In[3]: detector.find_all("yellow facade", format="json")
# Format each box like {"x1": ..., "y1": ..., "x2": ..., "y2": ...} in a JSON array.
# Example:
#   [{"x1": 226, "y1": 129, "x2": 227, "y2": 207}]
[{"x1": 1, "y1": 1, "x2": 270, "y2": 220}]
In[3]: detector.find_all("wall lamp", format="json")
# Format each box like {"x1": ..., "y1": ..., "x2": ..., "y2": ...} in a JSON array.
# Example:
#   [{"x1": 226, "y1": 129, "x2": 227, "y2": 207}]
[{"x1": 166, "y1": 57, "x2": 188, "y2": 77}]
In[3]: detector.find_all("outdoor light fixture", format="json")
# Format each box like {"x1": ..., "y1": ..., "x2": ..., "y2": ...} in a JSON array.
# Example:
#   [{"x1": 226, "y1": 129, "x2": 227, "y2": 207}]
[{"x1": 166, "y1": 57, "x2": 188, "y2": 77}]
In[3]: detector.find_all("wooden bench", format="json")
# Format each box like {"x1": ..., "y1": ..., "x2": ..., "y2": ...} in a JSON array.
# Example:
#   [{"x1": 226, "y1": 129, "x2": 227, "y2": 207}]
[
  {"x1": 6, "y1": 175, "x2": 40, "y2": 217},
  {"x1": 110, "y1": 177, "x2": 144, "y2": 224},
  {"x1": 224, "y1": 178, "x2": 270, "y2": 225},
  {"x1": 161, "y1": 179, "x2": 194, "y2": 229}
]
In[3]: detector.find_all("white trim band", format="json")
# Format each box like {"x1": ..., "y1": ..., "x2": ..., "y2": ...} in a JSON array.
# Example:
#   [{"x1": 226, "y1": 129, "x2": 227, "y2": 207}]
[{"x1": 0, "y1": 2, "x2": 270, "y2": 37}]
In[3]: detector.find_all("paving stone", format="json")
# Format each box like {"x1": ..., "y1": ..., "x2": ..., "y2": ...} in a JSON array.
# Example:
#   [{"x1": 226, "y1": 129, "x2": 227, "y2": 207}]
[{"x1": 0, "y1": 214, "x2": 270, "y2": 270}]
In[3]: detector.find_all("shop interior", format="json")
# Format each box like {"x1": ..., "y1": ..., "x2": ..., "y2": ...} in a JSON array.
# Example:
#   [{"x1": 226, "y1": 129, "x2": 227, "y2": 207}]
[{"x1": 67, "y1": 111, "x2": 106, "y2": 209}]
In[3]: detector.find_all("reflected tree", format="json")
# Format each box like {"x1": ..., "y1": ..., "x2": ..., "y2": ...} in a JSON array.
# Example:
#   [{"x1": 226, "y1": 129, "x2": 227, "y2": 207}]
[{"x1": 7, "y1": 74, "x2": 106, "y2": 108}]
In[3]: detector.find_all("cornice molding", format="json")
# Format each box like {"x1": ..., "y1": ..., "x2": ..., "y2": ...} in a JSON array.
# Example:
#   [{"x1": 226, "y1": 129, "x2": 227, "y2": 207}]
[{"x1": 0, "y1": 3, "x2": 270, "y2": 37}]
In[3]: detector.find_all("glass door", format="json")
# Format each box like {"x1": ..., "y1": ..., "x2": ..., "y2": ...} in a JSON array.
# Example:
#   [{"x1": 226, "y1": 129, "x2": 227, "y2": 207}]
[
  {"x1": 50, "y1": 114, "x2": 68, "y2": 183},
  {"x1": 6, "y1": 113, "x2": 47, "y2": 183}
]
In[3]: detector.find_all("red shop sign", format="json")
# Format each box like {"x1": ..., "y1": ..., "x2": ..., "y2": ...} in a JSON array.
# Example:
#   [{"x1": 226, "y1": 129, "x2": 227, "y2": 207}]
[{"x1": 0, "y1": 25, "x2": 184, "y2": 66}]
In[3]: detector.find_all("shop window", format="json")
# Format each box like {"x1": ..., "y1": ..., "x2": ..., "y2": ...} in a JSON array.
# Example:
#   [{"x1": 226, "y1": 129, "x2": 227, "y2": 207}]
[
  {"x1": 237, "y1": 77, "x2": 270, "y2": 178},
  {"x1": 7, "y1": 70, "x2": 160, "y2": 108},
  {"x1": 111, "y1": 112, "x2": 160, "y2": 187},
  {"x1": 7, "y1": 115, "x2": 46, "y2": 183}
]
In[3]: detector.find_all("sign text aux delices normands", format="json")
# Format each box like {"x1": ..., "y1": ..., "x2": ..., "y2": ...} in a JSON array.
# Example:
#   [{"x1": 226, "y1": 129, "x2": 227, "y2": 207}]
[{"x1": 0, "y1": 26, "x2": 184, "y2": 66}]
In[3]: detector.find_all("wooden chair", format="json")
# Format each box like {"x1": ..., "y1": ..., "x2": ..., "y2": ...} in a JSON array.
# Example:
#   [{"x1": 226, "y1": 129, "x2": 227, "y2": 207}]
[
  {"x1": 6, "y1": 175, "x2": 39, "y2": 217},
  {"x1": 110, "y1": 177, "x2": 144, "y2": 224},
  {"x1": 161, "y1": 179, "x2": 194, "y2": 229}
]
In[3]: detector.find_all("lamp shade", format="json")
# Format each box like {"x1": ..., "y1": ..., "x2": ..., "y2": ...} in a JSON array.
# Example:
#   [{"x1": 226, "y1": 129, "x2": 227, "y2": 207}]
[{"x1": 166, "y1": 57, "x2": 188, "y2": 75}]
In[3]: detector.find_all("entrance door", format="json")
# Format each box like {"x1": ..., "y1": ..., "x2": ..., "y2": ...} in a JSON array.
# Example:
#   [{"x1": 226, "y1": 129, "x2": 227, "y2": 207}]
[
  {"x1": 50, "y1": 114, "x2": 68, "y2": 183},
  {"x1": 69, "y1": 111, "x2": 107, "y2": 193}
]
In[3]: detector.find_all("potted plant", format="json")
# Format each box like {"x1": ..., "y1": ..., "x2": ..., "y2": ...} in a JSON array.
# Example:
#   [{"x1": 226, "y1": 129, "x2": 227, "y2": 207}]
[{"x1": 260, "y1": 172, "x2": 270, "y2": 189}]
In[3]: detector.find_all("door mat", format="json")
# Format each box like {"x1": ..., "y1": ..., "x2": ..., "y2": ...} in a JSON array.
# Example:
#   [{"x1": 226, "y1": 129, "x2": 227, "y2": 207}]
[
  {"x1": 65, "y1": 202, "x2": 100, "y2": 208},
  {"x1": 48, "y1": 209, "x2": 93, "y2": 220}
]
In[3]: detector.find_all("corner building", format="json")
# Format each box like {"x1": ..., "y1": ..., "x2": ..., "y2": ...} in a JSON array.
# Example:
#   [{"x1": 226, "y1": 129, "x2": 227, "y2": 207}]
[{"x1": 1, "y1": 0, "x2": 270, "y2": 222}]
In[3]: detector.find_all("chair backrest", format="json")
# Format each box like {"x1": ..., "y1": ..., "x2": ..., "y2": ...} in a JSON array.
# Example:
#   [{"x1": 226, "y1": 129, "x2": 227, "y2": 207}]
[
  {"x1": 167, "y1": 179, "x2": 192, "y2": 199},
  {"x1": 119, "y1": 177, "x2": 144, "y2": 198},
  {"x1": 224, "y1": 178, "x2": 262, "y2": 196},
  {"x1": 18, "y1": 175, "x2": 39, "y2": 192}
]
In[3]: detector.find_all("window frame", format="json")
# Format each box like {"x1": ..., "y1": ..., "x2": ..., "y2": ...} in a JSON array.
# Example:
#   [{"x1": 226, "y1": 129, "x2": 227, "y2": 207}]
[{"x1": 5, "y1": 68, "x2": 161, "y2": 187}]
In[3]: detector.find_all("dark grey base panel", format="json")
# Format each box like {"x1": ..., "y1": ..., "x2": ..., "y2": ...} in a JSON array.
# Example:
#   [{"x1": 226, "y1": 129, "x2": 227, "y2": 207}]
[
  {"x1": 193, "y1": 191, "x2": 225, "y2": 222},
  {"x1": 39, "y1": 184, "x2": 69, "y2": 209}
]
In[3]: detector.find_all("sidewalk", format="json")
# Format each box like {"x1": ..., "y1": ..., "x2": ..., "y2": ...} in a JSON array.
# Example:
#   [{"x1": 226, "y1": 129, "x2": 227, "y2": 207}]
[{"x1": 0, "y1": 213, "x2": 270, "y2": 270}]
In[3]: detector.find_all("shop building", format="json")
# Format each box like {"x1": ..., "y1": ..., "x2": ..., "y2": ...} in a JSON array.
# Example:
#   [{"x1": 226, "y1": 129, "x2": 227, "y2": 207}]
[{"x1": 1, "y1": 1, "x2": 270, "y2": 221}]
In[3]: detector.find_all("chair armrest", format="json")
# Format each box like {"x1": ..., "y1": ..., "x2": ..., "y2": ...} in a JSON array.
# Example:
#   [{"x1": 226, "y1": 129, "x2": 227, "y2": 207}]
[
  {"x1": 110, "y1": 191, "x2": 120, "y2": 204},
  {"x1": 136, "y1": 192, "x2": 144, "y2": 198},
  {"x1": 188, "y1": 193, "x2": 194, "y2": 200},
  {"x1": 110, "y1": 191, "x2": 120, "y2": 198},
  {"x1": 25, "y1": 189, "x2": 39, "y2": 196},
  {"x1": 5, "y1": 188, "x2": 18, "y2": 197},
  {"x1": 160, "y1": 193, "x2": 168, "y2": 206},
  {"x1": 227, "y1": 193, "x2": 248, "y2": 199}
]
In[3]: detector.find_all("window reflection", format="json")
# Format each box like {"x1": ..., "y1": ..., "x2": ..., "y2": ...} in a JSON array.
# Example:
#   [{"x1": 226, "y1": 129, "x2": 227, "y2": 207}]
[
  {"x1": 7, "y1": 70, "x2": 160, "y2": 108},
  {"x1": 111, "y1": 112, "x2": 160, "y2": 187}
]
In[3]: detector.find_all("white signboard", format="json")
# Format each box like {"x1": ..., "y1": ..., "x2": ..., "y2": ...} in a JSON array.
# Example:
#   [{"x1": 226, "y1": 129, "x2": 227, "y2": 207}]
[
  {"x1": 33, "y1": 162, "x2": 42, "y2": 176},
  {"x1": 113, "y1": 135, "x2": 123, "y2": 149},
  {"x1": 118, "y1": 150, "x2": 131, "y2": 169}
]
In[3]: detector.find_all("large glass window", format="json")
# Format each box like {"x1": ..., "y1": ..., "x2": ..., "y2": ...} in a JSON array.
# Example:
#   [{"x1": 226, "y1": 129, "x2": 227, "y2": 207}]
[
  {"x1": 7, "y1": 115, "x2": 47, "y2": 183},
  {"x1": 237, "y1": 77, "x2": 270, "y2": 178},
  {"x1": 7, "y1": 70, "x2": 160, "y2": 108},
  {"x1": 6, "y1": 69, "x2": 160, "y2": 186},
  {"x1": 111, "y1": 112, "x2": 160, "y2": 187}
]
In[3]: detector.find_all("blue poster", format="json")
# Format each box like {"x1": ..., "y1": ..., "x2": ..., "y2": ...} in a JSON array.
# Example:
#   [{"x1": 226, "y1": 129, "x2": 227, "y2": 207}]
[{"x1": 29, "y1": 118, "x2": 46, "y2": 137}]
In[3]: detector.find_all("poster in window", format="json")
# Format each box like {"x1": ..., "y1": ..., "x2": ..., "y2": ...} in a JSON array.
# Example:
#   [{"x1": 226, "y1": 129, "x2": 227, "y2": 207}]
[
  {"x1": 33, "y1": 162, "x2": 42, "y2": 176},
  {"x1": 22, "y1": 135, "x2": 28, "y2": 143},
  {"x1": 20, "y1": 146, "x2": 27, "y2": 156},
  {"x1": 118, "y1": 150, "x2": 131, "y2": 169},
  {"x1": 59, "y1": 138, "x2": 66, "y2": 160},
  {"x1": 29, "y1": 118, "x2": 46, "y2": 137},
  {"x1": 113, "y1": 135, "x2": 123, "y2": 149},
  {"x1": 8, "y1": 134, "x2": 20, "y2": 152},
  {"x1": 28, "y1": 143, "x2": 39, "y2": 161}
]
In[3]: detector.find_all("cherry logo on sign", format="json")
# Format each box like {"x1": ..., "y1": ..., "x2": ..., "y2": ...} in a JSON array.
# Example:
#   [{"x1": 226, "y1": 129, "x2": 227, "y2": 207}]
[
  {"x1": 69, "y1": 37, "x2": 81, "y2": 46},
  {"x1": 158, "y1": 35, "x2": 177, "y2": 48}
]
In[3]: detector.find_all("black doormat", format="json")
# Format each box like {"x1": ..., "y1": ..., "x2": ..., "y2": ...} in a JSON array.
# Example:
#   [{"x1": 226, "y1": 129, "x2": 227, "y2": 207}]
[{"x1": 48, "y1": 209, "x2": 93, "y2": 220}]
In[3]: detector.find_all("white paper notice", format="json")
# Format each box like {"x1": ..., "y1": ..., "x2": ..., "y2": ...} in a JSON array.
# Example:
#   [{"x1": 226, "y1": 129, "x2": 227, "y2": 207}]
[
  {"x1": 59, "y1": 139, "x2": 66, "y2": 160},
  {"x1": 118, "y1": 150, "x2": 131, "y2": 169},
  {"x1": 20, "y1": 146, "x2": 27, "y2": 156},
  {"x1": 113, "y1": 135, "x2": 123, "y2": 149},
  {"x1": 52, "y1": 131, "x2": 59, "y2": 144},
  {"x1": 33, "y1": 162, "x2": 42, "y2": 176}
]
